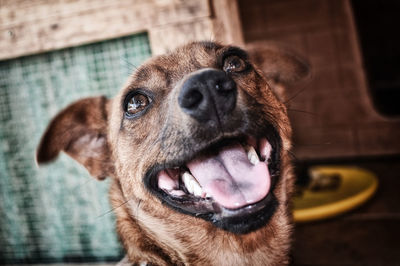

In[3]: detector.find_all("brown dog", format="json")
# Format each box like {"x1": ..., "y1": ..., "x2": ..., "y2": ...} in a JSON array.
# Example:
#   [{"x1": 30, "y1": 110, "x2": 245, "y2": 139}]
[{"x1": 37, "y1": 41, "x2": 307, "y2": 265}]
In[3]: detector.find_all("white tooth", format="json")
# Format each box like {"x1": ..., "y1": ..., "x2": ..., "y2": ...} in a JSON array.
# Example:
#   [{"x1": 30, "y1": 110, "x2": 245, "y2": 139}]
[
  {"x1": 188, "y1": 181, "x2": 195, "y2": 194},
  {"x1": 192, "y1": 182, "x2": 203, "y2": 197},
  {"x1": 246, "y1": 145, "x2": 260, "y2": 165},
  {"x1": 170, "y1": 190, "x2": 186, "y2": 197},
  {"x1": 260, "y1": 139, "x2": 272, "y2": 161},
  {"x1": 182, "y1": 172, "x2": 202, "y2": 196},
  {"x1": 182, "y1": 172, "x2": 194, "y2": 194}
]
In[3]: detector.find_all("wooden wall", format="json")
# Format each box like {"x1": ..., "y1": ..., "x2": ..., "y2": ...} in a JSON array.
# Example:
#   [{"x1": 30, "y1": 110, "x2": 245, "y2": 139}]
[{"x1": 239, "y1": 0, "x2": 400, "y2": 160}]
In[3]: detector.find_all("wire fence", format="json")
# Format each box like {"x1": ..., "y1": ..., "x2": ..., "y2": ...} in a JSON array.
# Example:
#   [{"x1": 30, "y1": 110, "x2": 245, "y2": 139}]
[{"x1": 0, "y1": 32, "x2": 151, "y2": 264}]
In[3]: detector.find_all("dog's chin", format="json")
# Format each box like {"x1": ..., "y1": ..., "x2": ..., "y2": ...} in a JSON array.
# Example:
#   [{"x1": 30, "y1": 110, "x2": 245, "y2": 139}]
[{"x1": 144, "y1": 133, "x2": 281, "y2": 234}]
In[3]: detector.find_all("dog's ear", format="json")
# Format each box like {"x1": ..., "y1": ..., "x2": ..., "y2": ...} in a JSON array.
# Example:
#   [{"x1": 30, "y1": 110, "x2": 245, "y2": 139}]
[
  {"x1": 36, "y1": 96, "x2": 114, "y2": 180},
  {"x1": 246, "y1": 42, "x2": 310, "y2": 101}
]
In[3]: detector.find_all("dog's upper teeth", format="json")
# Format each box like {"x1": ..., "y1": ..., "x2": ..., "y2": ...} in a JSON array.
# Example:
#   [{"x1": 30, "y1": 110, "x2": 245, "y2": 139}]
[
  {"x1": 182, "y1": 171, "x2": 203, "y2": 197},
  {"x1": 260, "y1": 139, "x2": 272, "y2": 161},
  {"x1": 246, "y1": 145, "x2": 260, "y2": 165}
]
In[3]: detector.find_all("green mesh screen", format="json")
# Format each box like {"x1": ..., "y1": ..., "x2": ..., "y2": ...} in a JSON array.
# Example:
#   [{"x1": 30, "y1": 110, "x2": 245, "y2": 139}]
[{"x1": 0, "y1": 33, "x2": 151, "y2": 264}]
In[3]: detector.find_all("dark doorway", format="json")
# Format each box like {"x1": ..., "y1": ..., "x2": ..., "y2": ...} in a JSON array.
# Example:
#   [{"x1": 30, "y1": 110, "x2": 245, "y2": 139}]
[{"x1": 351, "y1": 0, "x2": 400, "y2": 117}]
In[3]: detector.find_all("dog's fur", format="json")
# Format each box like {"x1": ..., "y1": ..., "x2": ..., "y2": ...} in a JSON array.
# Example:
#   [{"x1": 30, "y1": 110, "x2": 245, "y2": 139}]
[{"x1": 37, "y1": 41, "x2": 308, "y2": 266}]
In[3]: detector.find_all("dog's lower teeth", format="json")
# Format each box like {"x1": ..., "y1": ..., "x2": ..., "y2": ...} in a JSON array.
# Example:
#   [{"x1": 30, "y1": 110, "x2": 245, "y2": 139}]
[
  {"x1": 246, "y1": 145, "x2": 260, "y2": 165},
  {"x1": 182, "y1": 171, "x2": 203, "y2": 197},
  {"x1": 170, "y1": 190, "x2": 186, "y2": 197}
]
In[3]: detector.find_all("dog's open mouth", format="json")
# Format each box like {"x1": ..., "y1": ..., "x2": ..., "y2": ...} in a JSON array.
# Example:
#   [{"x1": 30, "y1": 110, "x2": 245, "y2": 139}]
[
  {"x1": 146, "y1": 134, "x2": 281, "y2": 234},
  {"x1": 158, "y1": 137, "x2": 274, "y2": 208}
]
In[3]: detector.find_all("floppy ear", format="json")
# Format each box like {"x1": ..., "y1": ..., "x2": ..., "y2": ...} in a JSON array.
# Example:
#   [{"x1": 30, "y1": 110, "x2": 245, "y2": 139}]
[
  {"x1": 36, "y1": 96, "x2": 114, "y2": 180},
  {"x1": 246, "y1": 41, "x2": 310, "y2": 101}
]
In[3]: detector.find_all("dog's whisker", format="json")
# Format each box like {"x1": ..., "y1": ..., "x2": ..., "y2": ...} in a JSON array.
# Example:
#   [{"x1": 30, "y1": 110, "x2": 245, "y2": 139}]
[
  {"x1": 287, "y1": 108, "x2": 317, "y2": 117},
  {"x1": 299, "y1": 142, "x2": 332, "y2": 146},
  {"x1": 80, "y1": 177, "x2": 96, "y2": 187},
  {"x1": 121, "y1": 57, "x2": 138, "y2": 74},
  {"x1": 96, "y1": 196, "x2": 132, "y2": 219},
  {"x1": 283, "y1": 85, "x2": 310, "y2": 105},
  {"x1": 287, "y1": 150, "x2": 299, "y2": 162}
]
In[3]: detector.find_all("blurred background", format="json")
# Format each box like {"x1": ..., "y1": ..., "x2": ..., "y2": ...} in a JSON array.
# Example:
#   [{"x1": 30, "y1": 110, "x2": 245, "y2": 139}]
[{"x1": 0, "y1": 0, "x2": 399, "y2": 265}]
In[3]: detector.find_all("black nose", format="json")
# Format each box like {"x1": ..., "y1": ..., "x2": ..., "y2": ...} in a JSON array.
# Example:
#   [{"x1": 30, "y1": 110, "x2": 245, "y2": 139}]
[{"x1": 178, "y1": 69, "x2": 237, "y2": 123}]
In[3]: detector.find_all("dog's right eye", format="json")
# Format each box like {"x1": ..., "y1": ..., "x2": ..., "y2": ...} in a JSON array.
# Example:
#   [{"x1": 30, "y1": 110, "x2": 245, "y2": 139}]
[{"x1": 124, "y1": 91, "x2": 152, "y2": 118}]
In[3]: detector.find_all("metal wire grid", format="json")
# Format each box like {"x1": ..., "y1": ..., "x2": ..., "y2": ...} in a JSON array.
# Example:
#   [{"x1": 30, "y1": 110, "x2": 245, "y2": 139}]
[{"x1": 0, "y1": 33, "x2": 151, "y2": 263}]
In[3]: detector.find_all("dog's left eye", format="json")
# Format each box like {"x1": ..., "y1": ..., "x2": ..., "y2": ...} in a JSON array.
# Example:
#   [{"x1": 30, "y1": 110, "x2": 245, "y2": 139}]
[
  {"x1": 125, "y1": 92, "x2": 152, "y2": 118},
  {"x1": 223, "y1": 55, "x2": 247, "y2": 73}
]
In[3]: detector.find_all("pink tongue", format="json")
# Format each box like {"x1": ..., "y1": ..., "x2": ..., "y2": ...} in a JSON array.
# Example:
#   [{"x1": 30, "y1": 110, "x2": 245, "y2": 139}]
[{"x1": 187, "y1": 143, "x2": 271, "y2": 209}]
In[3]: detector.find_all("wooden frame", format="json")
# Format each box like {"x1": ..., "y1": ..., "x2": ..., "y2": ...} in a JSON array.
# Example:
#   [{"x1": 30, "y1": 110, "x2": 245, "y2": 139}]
[{"x1": 0, "y1": 0, "x2": 243, "y2": 60}]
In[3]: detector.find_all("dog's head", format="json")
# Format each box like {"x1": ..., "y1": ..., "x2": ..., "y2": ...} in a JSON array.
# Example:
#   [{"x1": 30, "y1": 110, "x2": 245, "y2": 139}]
[{"x1": 37, "y1": 42, "x2": 307, "y2": 236}]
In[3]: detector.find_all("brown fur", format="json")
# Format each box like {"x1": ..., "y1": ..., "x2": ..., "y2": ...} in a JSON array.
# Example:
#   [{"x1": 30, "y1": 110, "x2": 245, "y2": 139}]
[{"x1": 37, "y1": 41, "x2": 308, "y2": 265}]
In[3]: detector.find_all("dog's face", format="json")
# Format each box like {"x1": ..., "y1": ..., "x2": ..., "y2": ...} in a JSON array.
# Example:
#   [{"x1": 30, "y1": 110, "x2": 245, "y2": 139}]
[
  {"x1": 108, "y1": 42, "x2": 291, "y2": 234},
  {"x1": 37, "y1": 41, "x2": 306, "y2": 264}
]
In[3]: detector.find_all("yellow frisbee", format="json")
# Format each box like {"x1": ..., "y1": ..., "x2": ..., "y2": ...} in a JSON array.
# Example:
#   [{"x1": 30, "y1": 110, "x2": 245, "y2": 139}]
[{"x1": 293, "y1": 166, "x2": 378, "y2": 222}]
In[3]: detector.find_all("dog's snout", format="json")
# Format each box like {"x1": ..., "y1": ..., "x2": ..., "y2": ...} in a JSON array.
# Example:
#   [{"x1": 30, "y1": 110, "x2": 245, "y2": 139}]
[{"x1": 178, "y1": 69, "x2": 237, "y2": 123}]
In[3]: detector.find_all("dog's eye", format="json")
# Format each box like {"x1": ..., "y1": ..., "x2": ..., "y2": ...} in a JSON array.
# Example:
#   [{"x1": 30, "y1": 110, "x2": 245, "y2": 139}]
[
  {"x1": 125, "y1": 92, "x2": 152, "y2": 117},
  {"x1": 223, "y1": 55, "x2": 247, "y2": 73}
]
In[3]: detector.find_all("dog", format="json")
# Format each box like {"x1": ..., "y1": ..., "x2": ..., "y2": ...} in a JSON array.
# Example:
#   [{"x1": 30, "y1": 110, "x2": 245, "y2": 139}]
[{"x1": 36, "y1": 41, "x2": 308, "y2": 265}]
